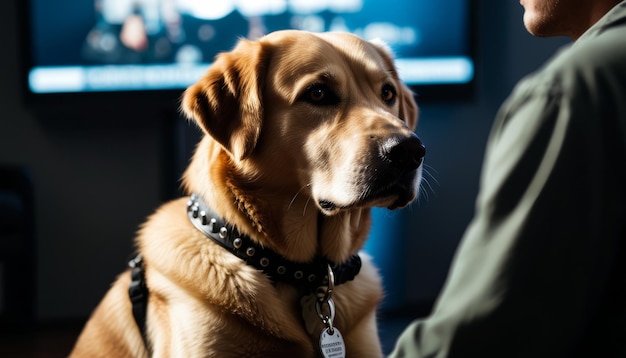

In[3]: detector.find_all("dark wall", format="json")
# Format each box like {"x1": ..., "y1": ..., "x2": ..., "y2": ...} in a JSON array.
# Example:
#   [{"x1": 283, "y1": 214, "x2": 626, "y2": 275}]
[{"x1": 0, "y1": 0, "x2": 569, "y2": 321}]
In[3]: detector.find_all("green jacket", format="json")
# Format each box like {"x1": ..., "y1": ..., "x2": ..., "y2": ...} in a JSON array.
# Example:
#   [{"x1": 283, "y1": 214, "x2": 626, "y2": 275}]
[{"x1": 390, "y1": 2, "x2": 626, "y2": 357}]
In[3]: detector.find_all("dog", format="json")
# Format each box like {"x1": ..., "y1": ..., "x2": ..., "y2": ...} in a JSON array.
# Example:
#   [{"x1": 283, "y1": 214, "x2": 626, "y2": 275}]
[{"x1": 70, "y1": 30, "x2": 425, "y2": 358}]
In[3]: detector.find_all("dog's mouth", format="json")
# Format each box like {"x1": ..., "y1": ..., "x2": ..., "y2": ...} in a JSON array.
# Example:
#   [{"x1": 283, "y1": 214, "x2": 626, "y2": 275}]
[{"x1": 317, "y1": 168, "x2": 420, "y2": 215}]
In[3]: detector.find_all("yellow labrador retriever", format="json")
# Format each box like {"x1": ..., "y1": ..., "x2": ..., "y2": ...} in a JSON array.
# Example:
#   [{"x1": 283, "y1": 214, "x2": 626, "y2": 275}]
[{"x1": 70, "y1": 30, "x2": 425, "y2": 358}]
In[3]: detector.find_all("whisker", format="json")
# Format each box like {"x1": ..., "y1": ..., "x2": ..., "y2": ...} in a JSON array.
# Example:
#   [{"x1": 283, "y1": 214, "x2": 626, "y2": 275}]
[
  {"x1": 303, "y1": 196, "x2": 312, "y2": 217},
  {"x1": 288, "y1": 183, "x2": 312, "y2": 212},
  {"x1": 423, "y1": 165, "x2": 440, "y2": 187},
  {"x1": 422, "y1": 176, "x2": 436, "y2": 197},
  {"x1": 416, "y1": 166, "x2": 438, "y2": 204}
]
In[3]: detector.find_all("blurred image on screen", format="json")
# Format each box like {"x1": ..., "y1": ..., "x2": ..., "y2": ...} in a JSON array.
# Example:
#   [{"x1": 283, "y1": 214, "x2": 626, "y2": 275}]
[{"x1": 26, "y1": 0, "x2": 474, "y2": 96}]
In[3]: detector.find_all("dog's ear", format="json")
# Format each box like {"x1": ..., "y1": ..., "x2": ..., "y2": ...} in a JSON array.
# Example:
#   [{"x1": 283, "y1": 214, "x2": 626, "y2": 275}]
[
  {"x1": 398, "y1": 82, "x2": 419, "y2": 130},
  {"x1": 369, "y1": 38, "x2": 419, "y2": 130},
  {"x1": 182, "y1": 39, "x2": 266, "y2": 160}
]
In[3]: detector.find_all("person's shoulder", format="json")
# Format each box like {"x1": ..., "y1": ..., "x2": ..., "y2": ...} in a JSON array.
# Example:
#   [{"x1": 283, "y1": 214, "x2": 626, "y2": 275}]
[
  {"x1": 499, "y1": 14, "x2": 626, "y2": 121},
  {"x1": 497, "y1": 26, "x2": 626, "y2": 121},
  {"x1": 510, "y1": 26, "x2": 626, "y2": 106},
  {"x1": 564, "y1": 27, "x2": 625, "y2": 67}
]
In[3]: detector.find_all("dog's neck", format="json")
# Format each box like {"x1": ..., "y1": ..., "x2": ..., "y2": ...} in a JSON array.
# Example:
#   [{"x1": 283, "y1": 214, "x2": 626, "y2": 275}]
[
  {"x1": 183, "y1": 138, "x2": 371, "y2": 264},
  {"x1": 186, "y1": 193, "x2": 362, "y2": 290}
]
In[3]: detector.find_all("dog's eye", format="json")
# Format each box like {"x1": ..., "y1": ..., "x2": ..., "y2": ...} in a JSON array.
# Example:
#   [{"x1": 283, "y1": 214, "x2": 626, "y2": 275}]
[
  {"x1": 302, "y1": 84, "x2": 339, "y2": 106},
  {"x1": 381, "y1": 84, "x2": 397, "y2": 106},
  {"x1": 310, "y1": 86, "x2": 326, "y2": 102}
]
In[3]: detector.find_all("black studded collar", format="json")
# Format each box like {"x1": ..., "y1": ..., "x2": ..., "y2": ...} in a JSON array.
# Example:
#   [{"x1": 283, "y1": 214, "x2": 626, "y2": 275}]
[{"x1": 186, "y1": 194, "x2": 361, "y2": 292}]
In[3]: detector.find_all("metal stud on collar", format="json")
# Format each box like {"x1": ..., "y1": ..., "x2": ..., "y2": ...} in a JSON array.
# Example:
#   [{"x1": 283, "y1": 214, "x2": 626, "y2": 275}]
[{"x1": 208, "y1": 218, "x2": 218, "y2": 233}]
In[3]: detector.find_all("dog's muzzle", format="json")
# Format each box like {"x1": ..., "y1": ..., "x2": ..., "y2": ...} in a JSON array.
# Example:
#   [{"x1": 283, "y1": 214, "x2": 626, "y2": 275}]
[{"x1": 317, "y1": 132, "x2": 425, "y2": 213}]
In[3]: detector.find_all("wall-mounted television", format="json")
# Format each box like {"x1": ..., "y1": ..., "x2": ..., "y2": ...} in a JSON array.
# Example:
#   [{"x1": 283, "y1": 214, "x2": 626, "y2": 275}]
[{"x1": 18, "y1": 0, "x2": 476, "y2": 110}]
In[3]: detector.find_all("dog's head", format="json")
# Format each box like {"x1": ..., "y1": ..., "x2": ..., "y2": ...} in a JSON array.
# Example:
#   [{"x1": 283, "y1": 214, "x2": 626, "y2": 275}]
[{"x1": 182, "y1": 30, "x2": 424, "y2": 215}]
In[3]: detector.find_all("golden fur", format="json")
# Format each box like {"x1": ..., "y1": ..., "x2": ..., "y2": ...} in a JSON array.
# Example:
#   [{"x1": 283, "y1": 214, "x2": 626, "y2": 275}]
[{"x1": 70, "y1": 30, "x2": 423, "y2": 358}]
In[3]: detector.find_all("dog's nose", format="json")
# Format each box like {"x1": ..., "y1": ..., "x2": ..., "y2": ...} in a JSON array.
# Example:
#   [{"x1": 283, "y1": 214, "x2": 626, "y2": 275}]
[{"x1": 381, "y1": 133, "x2": 426, "y2": 172}]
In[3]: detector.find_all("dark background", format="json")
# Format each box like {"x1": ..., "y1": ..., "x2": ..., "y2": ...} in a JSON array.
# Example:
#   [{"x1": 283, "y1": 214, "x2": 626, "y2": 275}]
[{"x1": 0, "y1": 0, "x2": 569, "y2": 354}]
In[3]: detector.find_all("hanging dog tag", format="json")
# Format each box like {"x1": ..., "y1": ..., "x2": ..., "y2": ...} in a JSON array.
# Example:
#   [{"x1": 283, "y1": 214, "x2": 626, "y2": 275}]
[
  {"x1": 319, "y1": 326, "x2": 346, "y2": 358},
  {"x1": 315, "y1": 265, "x2": 345, "y2": 357},
  {"x1": 316, "y1": 297, "x2": 345, "y2": 358}
]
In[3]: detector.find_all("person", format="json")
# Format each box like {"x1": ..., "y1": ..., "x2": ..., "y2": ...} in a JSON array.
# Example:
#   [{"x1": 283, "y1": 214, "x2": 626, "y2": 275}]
[{"x1": 389, "y1": 0, "x2": 626, "y2": 356}]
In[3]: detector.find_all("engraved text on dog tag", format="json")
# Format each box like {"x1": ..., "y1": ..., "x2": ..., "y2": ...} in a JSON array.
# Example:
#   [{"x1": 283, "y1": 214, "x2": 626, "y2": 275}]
[{"x1": 319, "y1": 326, "x2": 346, "y2": 358}]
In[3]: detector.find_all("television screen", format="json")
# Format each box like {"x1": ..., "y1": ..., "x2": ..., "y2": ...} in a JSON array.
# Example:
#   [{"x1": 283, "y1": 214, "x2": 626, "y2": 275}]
[{"x1": 19, "y1": 0, "x2": 475, "y2": 106}]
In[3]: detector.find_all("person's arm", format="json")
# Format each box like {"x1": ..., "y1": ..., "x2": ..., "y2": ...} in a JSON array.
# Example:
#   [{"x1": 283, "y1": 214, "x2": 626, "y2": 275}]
[{"x1": 389, "y1": 68, "x2": 625, "y2": 357}]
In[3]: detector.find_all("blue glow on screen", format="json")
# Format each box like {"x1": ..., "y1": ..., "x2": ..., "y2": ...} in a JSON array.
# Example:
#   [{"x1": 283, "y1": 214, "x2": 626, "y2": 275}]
[{"x1": 28, "y1": 0, "x2": 473, "y2": 94}]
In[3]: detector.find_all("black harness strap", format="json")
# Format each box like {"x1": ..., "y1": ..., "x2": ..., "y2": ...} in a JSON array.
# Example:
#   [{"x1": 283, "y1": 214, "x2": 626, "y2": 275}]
[{"x1": 128, "y1": 254, "x2": 151, "y2": 355}]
